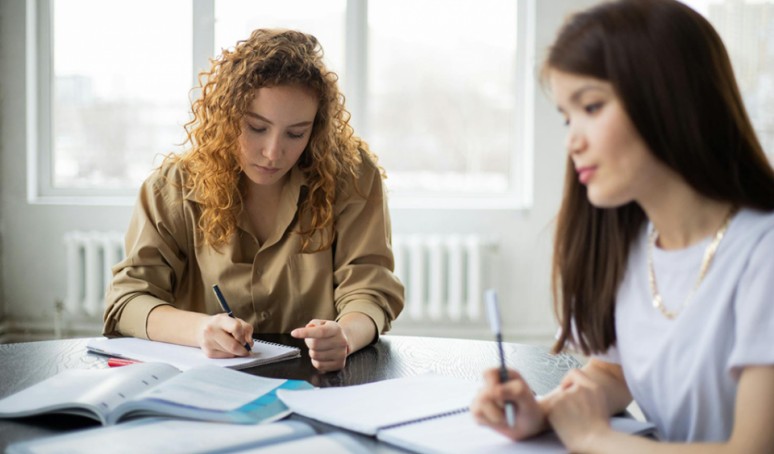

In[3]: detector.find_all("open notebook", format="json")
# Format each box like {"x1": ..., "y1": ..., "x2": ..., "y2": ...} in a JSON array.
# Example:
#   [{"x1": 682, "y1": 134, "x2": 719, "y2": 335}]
[
  {"x1": 378, "y1": 410, "x2": 655, "y2": 454},
  {"x1": 278, "y1": 375, "x2": 477, "y2": 436},
  {"x1": 87, "y1": 336, "x2": 300, "y2": 371},
  {"x1": 277, "y1": 375, "x2": 656, "y2": 453}
]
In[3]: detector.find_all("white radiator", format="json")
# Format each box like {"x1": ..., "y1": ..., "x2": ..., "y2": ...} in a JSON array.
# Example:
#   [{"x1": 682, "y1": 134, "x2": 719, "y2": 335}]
[
  {"x1": 62, "y1": 231, "x2": 496, "y2": 324},
  {"x1": 63, "y1": 231, "x2": 125, "y2": 317},
  {"x1": 392, "y1": 234, "x2": 496, "y2": 323}
]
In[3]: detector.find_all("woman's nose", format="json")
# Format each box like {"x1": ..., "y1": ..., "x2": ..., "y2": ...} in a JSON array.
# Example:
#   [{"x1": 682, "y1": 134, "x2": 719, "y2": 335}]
[
  {"x1": 262, "y1": 134, "x2": 283, "y2": 160},
  {"x1": 565, "y1": 125, "x2": 586, "y2": 156}
]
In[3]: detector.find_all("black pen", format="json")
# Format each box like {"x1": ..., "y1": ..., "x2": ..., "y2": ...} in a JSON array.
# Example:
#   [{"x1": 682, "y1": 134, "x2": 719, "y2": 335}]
[
  {"x1": 212, "y1": 284, "x2": 252, "y2": 352},
  {"x1": 485, "y1": 289, "x2": 516, "y2": 427}
]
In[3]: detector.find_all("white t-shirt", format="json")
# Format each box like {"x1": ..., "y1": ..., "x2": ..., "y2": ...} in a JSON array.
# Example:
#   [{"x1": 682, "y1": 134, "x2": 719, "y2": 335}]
[{"x1": 595, "y1": 208, "x2": 774, "y2": 442}]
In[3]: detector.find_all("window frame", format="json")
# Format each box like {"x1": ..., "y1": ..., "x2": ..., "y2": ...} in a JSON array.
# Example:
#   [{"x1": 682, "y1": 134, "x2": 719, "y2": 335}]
[{"x1": 29, "y1": 0, "x2": 534, "y2": 210}]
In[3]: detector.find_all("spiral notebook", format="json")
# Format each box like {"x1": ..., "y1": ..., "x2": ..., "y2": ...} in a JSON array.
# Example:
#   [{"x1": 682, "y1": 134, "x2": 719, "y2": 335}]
[
  {"x1": 378, "y1": 411, "x2": 655, "y2": 453},
  {"x1": 277, "y1": 375, "x2": 656, "y2": 453},
  {"x1": 277, "y1": 375, "x2": 478, "y2": 436},
  {"x1": 86, "y1": 336, "x2": 300, "y2": 371}
]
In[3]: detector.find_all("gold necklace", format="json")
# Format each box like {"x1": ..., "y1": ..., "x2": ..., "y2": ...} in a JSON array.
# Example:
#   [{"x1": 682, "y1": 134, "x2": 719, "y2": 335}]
[{"x1": 647, "y1": 207, "x2": 736, "y2": 320}]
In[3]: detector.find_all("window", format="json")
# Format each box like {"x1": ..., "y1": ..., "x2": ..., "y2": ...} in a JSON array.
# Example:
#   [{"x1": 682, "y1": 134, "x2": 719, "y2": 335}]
[
  {"x1": 214, "y1": 0, "x2": 346, "y2": 79},
  {"x1": 36, "y1": 0, "x2": 530, "y2": 208},
  {"x1": 683, "y1": 0, "x2": 774, "y2": 162},
  {"x1": 45, "y1": 0, "x2": 191, "y2": 197},
  {"x1": 368, "y1": 0, "x2": 521, "y2": 205}
]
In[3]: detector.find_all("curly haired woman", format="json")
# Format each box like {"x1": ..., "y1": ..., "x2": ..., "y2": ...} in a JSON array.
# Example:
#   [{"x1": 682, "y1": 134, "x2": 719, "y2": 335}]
[{"x1": 103, "y1": 29, "x2": 404, "y2": 373}]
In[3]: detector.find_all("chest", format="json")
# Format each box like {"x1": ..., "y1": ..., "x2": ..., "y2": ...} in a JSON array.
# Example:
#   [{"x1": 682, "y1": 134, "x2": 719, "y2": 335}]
[
  {"x1": 614, "y1": 278, "x2": 739, "y2": 441},
  {"x1": 612, "y1": 238, "x2": 744, "y2": 438},
  {"x1": 245, "y1": 198, "x2": 279, "y2": 245},
  {"x1": 248, "y1": 208, "x2": 275, "y2": 246},
  {"x1": 616, "y1": 240, "x2": 738, "y2": 373}
]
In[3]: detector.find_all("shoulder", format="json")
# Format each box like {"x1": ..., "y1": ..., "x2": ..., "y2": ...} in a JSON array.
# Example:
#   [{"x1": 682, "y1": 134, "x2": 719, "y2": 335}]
[
  {"x1": 337, "y1": 149, "x2": 385, "y2": 203},
  {"x1": 135, "y1": 160, "x2": 200, "y2": 224},
  {"x1": 354, "y1": 148, "x2": 383, "y2": 184},
  {"x1": 141, "y1": 159, "x2": 197, "y2": 202},
  {"x1": 721, "y1": 208, "x2": 774, "y2": 290},
  {"x1": 143, "y1": 159, "x2": 181, "y2": 188},
  {"x1": 735, "y1": 207, "x2": 774, "y2": 228},
  {"x1": 727, "y1": 208, "x2": 774, "y2": 249}
]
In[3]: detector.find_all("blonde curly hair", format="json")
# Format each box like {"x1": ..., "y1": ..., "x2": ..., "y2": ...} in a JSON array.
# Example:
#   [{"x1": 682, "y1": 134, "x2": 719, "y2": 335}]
[{"x1": 170, "y1": 28, "x2": 376, "y2": 251}]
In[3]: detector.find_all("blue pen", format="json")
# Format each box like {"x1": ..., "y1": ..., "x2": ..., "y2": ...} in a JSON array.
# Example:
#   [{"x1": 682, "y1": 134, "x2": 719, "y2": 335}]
[
  {"x1": 485, "y1": 289, "x2": 516, "y2": 427},
  {"x1": 212, "y1": 284, "x2": 252, "y2": 352}
]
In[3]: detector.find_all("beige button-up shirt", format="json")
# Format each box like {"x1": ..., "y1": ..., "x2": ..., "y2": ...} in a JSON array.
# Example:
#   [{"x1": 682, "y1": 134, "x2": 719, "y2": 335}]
[{"x1": 103, "y1": 152, "x2": 404, "y2": 339}]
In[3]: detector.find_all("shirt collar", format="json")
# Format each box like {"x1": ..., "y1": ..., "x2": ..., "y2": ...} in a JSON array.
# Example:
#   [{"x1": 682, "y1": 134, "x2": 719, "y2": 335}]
[
  {"x1": 235, "y1": 165, "x2": 309, "y2": 244},
  {"x1": 183, "y1": 164, "x2": 309, "y2": 205}
]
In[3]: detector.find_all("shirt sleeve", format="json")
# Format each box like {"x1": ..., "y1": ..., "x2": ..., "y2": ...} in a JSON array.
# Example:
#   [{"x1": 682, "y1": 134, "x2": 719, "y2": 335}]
[
  {"x1": 102, "y1": 168, "x2": 189, "y2": 339},
  {"x1": 331, "y1": 152, "x2": 405, "y2": 336},
  {"x1": 728, "y1": 224, "x2": 774, "y2": 379},
  {"x1": 592, "y1": 345, "x2": 622, "y2": 365}
]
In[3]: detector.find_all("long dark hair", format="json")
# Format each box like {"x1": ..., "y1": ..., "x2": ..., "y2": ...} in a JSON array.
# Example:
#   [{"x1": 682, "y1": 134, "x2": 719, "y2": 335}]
[{"x1": 545, "y1": 0, "x2": 774, "y2": 355}]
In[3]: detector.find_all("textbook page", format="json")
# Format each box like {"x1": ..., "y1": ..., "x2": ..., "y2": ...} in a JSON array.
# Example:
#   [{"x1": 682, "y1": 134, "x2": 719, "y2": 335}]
[
  {"x1": 0, "y1": 363, "x2": 179, "y2": 425},
  {"x1": 127, "y1": 365, "x2": 282, "y2": 411},
  {"x1": 107, "y1": 364, "x2": 295, "y2": 424},
  {"x1": 0, "y1": 362, "x2": 312, "y2": 425},
  {"x1": 6, "y1": 419, "x2": 317, "y2": 454},
  {"x1": 86, "y1": 337, "x2": 300, "y2": 371},
  {"x1": 277, "y1": 375, "x2": 480, "y2": 436}
]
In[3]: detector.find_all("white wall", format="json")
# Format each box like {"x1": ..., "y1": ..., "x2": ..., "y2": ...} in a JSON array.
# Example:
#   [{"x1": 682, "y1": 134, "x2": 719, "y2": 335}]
[
  {"x1": 0, "y1": 0, "x2": 134, "y2": 338},
  {"x1": 0, "y1": 0, "x2": 596, "y2": 343},
  {"x1": 0, "y1": 0, "x2": 6, "y2": 325}
]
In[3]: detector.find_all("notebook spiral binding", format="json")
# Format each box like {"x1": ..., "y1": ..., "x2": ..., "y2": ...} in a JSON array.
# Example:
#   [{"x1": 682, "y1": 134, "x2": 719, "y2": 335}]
[
  {"x1": 253, "y1": 339, "x2": 300, "y2": 351},
  {"x1": 380, "y1": 407, "x2": 470, "y2": 431}
]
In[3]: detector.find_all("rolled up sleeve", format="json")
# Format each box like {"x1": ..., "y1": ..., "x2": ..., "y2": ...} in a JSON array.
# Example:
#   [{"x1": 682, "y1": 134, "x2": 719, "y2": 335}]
[
  {"x1": 103, "y1": 168, "x2": 190, "y2": 339},
  {"x1": 332, "y1": 153, "x2": 405, "y2": 335}
]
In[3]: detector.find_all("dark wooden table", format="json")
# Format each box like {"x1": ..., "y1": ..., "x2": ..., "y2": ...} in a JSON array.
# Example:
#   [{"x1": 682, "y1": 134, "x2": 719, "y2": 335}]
[{"x1": 0, "y1": 334, "x2": 581, "y2": 451}]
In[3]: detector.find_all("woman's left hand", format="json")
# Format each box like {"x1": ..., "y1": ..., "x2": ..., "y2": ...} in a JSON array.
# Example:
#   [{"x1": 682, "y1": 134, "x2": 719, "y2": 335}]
[
  {"x1": 291, "y1": 319, "x2": 349, "y2": 372},
  {"x1": 548, "y1": 369, "x2": 614, "y2": 452}
]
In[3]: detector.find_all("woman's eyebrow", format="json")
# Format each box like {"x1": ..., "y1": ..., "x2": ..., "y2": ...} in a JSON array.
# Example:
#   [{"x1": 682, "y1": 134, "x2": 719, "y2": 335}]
[{"x1": 245, "y1": 111, "x2": 313, "y2": 127}]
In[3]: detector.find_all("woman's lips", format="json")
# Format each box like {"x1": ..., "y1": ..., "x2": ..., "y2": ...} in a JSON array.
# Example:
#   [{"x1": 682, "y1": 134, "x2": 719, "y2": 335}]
[
  {"x1": 576, "y1": 166, "x2": 596, "y2": 184},
  {"x1": 255, "y1": 165, "x2": 280, "y2": 175}
]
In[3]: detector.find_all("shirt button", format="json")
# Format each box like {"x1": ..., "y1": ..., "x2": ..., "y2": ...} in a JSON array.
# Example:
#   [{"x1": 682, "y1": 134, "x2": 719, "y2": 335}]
[{"x1": 261, "y1": 311, "x2": 270, "y2": 320}]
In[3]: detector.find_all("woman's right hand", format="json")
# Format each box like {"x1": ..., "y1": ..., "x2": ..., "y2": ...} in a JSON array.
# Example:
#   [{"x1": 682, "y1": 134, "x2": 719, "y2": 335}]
[
  {"x1": 471, "y1": 368, "x2": 548, "y2": 440},
  {"x1": 195, "y1": 313, "x2": 254, "y2": 358}
]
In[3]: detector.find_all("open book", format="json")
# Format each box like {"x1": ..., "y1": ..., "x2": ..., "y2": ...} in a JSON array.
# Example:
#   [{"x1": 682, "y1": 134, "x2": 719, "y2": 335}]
[
  {"x1": 0, "y1": 362, "x2": 312, "y2": 426},
  {"x1": 277, "y1": 375, "x2": 656, "y2": 453},
  {"x1": 7, "y1": 419, "x2": 370, "y2": 454},
  {"x1": 86, "y1": 337, "x2": 300, "y2": 371}
]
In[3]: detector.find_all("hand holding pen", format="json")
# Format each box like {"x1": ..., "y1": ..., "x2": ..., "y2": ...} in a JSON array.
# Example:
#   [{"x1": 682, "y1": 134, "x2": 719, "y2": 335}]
[
  {"x1": 471, "y1": 289, "x2": 548, "y2": 441},
  {"x1": 212, "y1": 284, "x2": 253, "y2": 353},
  {"x1": 485, "y1": 289, "x2": 516, "y2": 427}
]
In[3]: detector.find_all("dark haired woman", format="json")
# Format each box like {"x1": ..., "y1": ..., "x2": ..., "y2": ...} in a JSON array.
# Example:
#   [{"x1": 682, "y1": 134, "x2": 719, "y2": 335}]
[{"x1": 472, "y1": 0, "x2": 774, "y2": 451}]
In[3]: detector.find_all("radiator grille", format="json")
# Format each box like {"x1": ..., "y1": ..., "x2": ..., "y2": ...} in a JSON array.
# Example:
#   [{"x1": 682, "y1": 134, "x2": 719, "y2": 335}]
[
  {"x1": 63, "y1": 232, "x2": 495, "y2": 323},
  {"x1": 392, "y1": 234, "x2": 496, "y2": 323},
  {"x1": 63, "y1": 231, "x2": 125, "y2": 317}
]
